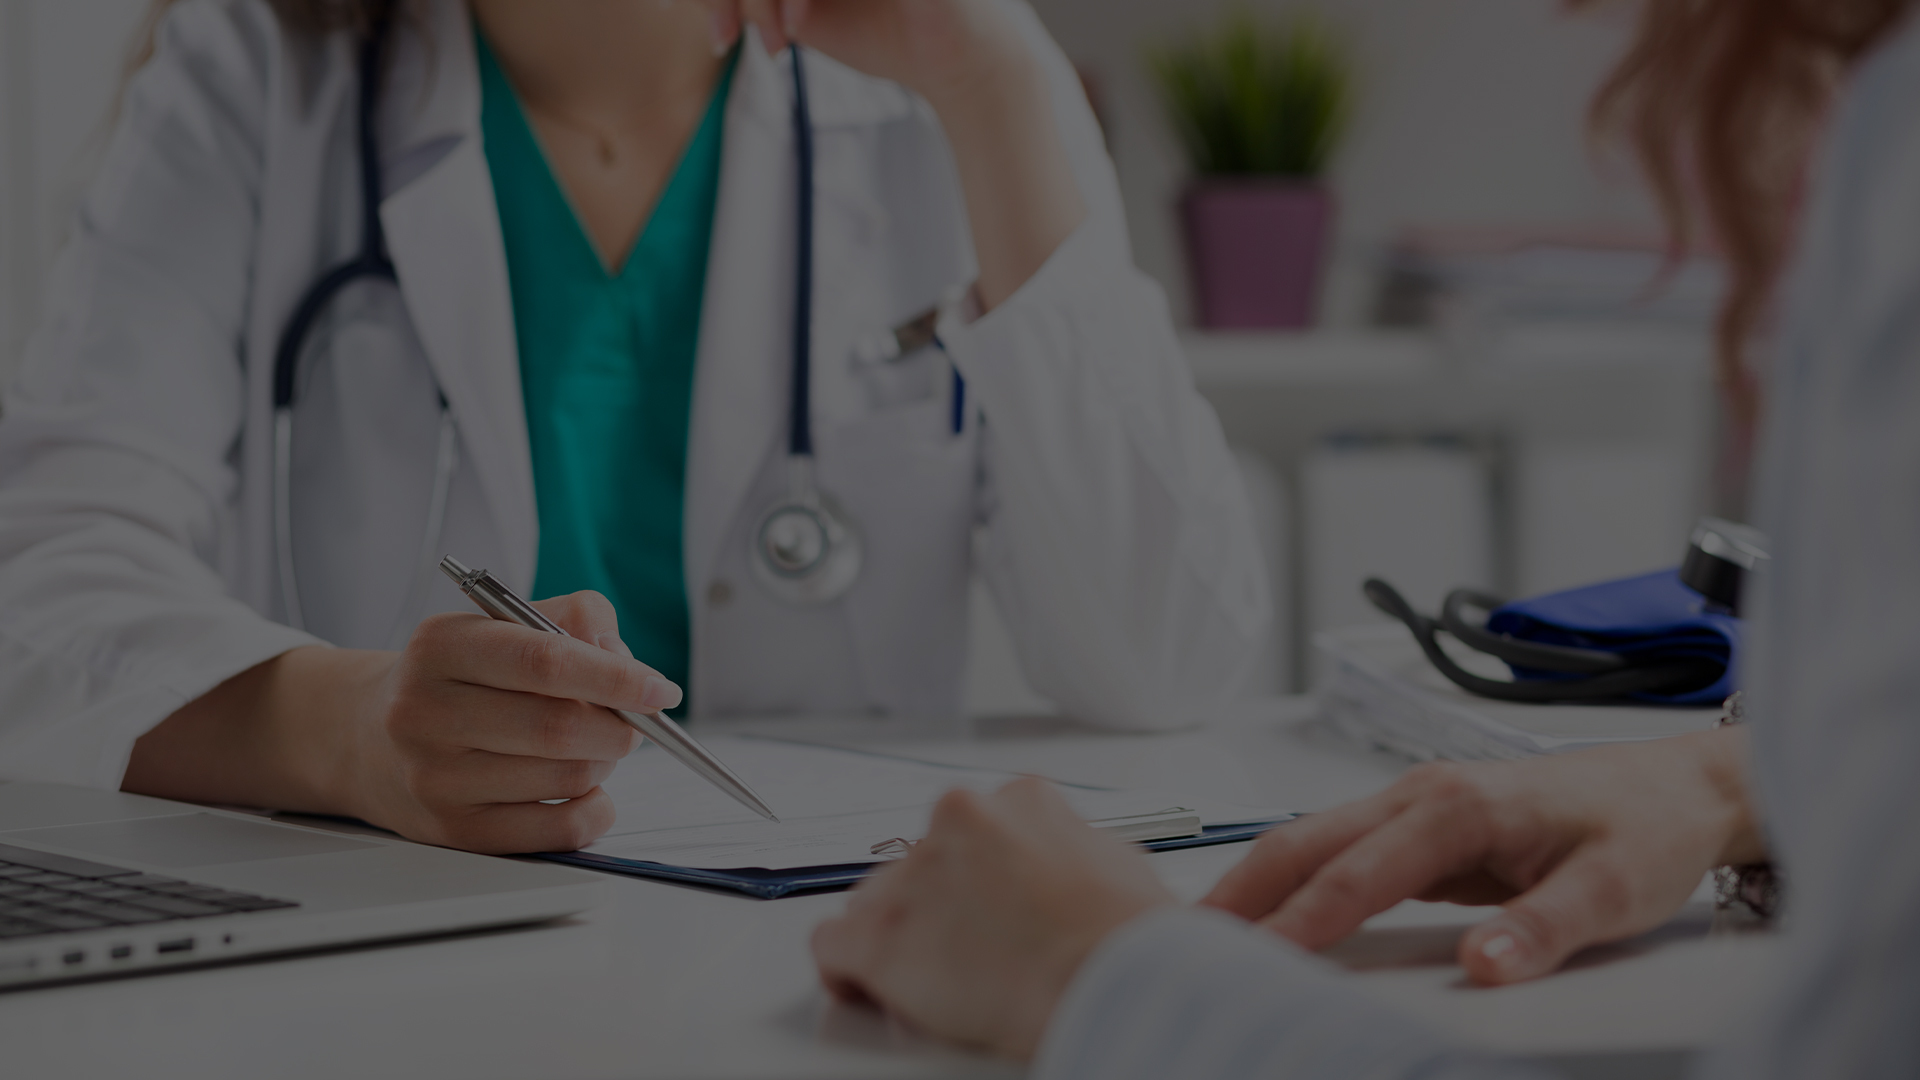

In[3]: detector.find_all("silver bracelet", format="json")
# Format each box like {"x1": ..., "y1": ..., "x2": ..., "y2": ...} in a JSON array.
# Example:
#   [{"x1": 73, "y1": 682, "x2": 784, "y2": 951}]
[
  {"x1": 1713, "y1": 863, "x2": 1781, "y2": 919},
  {"x1": 1715, "y1": 690, "x2": 1745, "y2": 728},
  {"x1": 1710, "y1": 691, "x2": 1780, "y2": 920}
]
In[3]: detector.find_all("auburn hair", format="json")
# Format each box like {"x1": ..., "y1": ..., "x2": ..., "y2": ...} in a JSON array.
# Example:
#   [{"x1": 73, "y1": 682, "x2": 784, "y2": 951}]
[{"x1": 1583, "y1": 0, "x2": 1916, "y2": 463}]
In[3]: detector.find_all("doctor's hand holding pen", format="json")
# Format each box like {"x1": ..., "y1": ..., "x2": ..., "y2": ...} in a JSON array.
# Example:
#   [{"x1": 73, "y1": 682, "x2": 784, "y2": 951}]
[
  {"x1": 122, "y1": 592, "x2": 675, "y2": 855},
  {"x1": 810, "y1": 728, "x2": 1768, "y2": 1058}
]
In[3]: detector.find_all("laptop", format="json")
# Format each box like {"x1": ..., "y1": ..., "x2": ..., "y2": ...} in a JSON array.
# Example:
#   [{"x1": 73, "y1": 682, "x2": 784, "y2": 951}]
[{"x1": 0, "y1": 781, "x2": 607, "y2": 989}]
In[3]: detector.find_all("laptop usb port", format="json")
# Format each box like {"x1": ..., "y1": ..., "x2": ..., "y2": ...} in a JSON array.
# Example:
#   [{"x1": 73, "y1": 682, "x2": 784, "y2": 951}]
[
  {"x1": 61, "y1": 950, "x2": 85, "y2": 965},
  {"x1": 156, "y1": 938, "x2": 194, "y2": 955},
  {"x1": 109, "y1": 945, "x2": 133, "y2": 960}
]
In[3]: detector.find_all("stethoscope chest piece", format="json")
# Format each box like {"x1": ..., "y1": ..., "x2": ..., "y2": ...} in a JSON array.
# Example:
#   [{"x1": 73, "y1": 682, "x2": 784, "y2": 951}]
[{"x1": 751, "y1": 458, "x2": 862, "y2": 605}]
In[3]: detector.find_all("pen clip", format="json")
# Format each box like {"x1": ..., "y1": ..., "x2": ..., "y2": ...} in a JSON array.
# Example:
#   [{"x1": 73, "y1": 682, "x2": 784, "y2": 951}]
[
  {"x1": 438, "y1": 556, "x2": 566, "y2": 635},
  {"x1": 867, "y1": 807, "x2": 1205, "y2": 859}
]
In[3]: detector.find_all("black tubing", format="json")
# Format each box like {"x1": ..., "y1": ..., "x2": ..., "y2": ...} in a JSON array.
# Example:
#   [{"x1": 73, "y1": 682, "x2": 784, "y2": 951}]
[{"x1": 1361, "y1": 578, "x2": 1721, "y2": 703}]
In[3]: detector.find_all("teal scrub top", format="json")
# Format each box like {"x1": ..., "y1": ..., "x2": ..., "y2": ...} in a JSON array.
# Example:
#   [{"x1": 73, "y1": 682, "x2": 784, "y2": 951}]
[{"x1": 477, "y1": 35, "x2": 735, "y2": 712}]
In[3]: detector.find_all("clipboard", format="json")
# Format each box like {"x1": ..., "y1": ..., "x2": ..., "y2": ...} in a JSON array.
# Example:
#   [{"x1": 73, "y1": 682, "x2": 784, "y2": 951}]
[{"x1": 536, "y1": 819, "x2": 1290, "y2": 900}]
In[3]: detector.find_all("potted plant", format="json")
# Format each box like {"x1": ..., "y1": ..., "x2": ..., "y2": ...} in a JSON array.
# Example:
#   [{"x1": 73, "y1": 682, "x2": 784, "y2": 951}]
[{"x1": 1151, "y1": 12, "x2": 1352, "y2": 329}]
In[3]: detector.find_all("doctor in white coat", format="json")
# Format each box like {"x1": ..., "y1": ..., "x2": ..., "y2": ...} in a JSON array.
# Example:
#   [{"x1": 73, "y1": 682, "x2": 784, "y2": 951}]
[{"x1": 0, "y1": 0, "x2": 1266, "y2": 853}]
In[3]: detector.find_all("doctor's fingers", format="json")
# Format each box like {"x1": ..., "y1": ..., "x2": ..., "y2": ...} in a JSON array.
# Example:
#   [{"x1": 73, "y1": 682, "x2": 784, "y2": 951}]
[
  {"x1": 699, "y1": 0, "x2": 803, "y2": 55},
  {"x1": 407, "y1": 611, "x2": 683, "y2": 714},
  {"x1": 418, "y1": 787, "x2": 618, "y2": 855},
  {"x1": 529, "y1": 591, "x2": 633, "y2": 658},
  {"x1": 742, "y1": 0, "x2": 807, "y2": 53},
  {"x1": 398, "y1": 683, "x2": 642, "y2": 762},
  {"x1": 400, "y1": 749, "x2": 619, "y2": 810}
]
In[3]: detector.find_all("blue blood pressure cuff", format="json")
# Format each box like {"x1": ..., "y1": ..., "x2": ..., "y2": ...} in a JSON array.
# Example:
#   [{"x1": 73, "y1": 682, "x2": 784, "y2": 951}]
[
  {"x1": 1483, "y1": 570, "x2": 1740, "y2": 705},
  {"x1": 1365, "y1": 519, "x2": 1765, "y2": 707}
]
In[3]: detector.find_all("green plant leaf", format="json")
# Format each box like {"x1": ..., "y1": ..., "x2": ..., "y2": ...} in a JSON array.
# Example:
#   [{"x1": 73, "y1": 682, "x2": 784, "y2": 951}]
[{"x1": 1147, "y1": 8, "x2": 1353, "y2": 179}]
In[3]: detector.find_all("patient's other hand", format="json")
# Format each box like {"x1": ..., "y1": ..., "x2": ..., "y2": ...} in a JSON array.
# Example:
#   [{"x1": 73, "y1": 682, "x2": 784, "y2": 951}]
[
  {"x1": 811, "y1": 778, "x2": 1175, "y2": 1059},
  {"x1": 1203, "y1": 726, "x2": 1765, "y2": 984}
]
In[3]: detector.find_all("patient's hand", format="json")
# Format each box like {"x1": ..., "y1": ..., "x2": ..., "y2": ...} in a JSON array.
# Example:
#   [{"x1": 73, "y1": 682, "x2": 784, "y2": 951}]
[
  {"x1": 126, "y1": 591, "x2": 678, "y2": 855},
  {"x1": 1204, "y1": 727, "x2": 1766, "y2": 984},
  {"x1": 811, "y1": 778, "x2": 1175, "y2": 1059}
]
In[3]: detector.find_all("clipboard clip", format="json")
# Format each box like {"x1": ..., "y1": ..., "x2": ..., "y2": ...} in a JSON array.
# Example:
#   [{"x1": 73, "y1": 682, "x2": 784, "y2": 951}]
[{"x1": 868, "y1": 807, "x2": 1204, "y2": 859}]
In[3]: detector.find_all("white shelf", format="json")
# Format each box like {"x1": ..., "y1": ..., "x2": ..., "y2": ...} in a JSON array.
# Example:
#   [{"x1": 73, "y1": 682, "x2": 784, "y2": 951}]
[
  {"x1": 1182, "y1": 330, "x2": 1438, "y2": 388},
  {"x1": 1182, "y1": 325, "x2": 1718, "y2": 477},
  {"x1": 1182, "y1": 326, "x2": 1711, "y2": 391}
]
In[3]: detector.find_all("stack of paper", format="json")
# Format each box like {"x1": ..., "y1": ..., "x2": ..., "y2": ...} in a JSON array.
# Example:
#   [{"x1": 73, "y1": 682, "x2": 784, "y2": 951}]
[
  {"x1": 576, "y1": 736, "x2": 1291, "y2": 876},
  {"x1": 1316, "y1": 624, "x2": 1718, "y2": 762}
]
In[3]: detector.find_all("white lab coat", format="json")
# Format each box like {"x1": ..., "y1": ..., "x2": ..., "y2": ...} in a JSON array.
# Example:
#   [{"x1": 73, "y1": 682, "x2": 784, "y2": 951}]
[{"x1": 0, "y1": 0, "x2": 1267, "y2": 789}]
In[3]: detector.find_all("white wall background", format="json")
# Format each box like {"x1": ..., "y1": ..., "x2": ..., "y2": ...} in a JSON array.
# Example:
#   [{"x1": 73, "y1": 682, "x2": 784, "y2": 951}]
[
  {"x1": 2, "y1": 0, "x2": 151, "y2": 383},
  {"x1": 1029, "y1": 0, "x2": 1656, "y2": 326}
]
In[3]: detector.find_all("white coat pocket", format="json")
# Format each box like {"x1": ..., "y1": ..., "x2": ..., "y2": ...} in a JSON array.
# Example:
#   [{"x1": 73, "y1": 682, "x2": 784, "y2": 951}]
[{"x1": 816, "y1": 392, "x2": 979, "y2": 718}]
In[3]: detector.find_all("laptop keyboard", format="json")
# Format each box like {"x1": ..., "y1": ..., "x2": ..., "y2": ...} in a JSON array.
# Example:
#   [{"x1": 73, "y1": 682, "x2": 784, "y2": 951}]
[{"x1": 0, "y1": 840, "x2": 299, "y2": 940}]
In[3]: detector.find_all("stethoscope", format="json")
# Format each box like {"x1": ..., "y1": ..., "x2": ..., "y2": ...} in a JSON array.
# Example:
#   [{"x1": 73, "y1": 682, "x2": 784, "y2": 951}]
[
  {"x1": 747, "y1": 43, "x2": 864, "y2": 605},
  {"x1": 272, "y1": 11, "x2": 959, "y2": 637}
]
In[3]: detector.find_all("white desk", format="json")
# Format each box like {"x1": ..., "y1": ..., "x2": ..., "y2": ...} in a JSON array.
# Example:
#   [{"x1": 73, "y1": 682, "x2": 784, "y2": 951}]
[{"x1": 0, "y1": 700, "x2": 1776, "y2": 1078}]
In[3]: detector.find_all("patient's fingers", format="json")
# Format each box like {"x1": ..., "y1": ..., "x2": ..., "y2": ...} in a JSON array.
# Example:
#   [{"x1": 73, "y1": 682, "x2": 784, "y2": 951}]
[
  {"x1": 1259, "y1": 797, "x2": 1492, "y2": 950},
  {"x1": 1459, "y1": 843, "x2": 1649, "y2": 984},
  {"x1": 1201, "y1": 791, "x2": 1405, "y2": 919}
]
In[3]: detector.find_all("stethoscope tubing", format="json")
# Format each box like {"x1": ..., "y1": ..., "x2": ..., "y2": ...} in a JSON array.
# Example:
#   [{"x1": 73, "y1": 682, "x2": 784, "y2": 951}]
[
  {"x1": 1362, "y1": 578, "x2": 1721, "y2": 703},
  {"x1": 788, "y1": 44, "x2": 816, "y2": 460}
]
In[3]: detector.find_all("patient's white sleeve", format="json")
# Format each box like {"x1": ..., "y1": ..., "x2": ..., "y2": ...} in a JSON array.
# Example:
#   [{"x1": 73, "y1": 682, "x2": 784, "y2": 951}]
[
  {"x1": 1694, "y1": 13, "x2": 1920, "y2": 1079},
  {"x1": 1035, "y1": 907, "x2": 1545, "y2": 1080}
]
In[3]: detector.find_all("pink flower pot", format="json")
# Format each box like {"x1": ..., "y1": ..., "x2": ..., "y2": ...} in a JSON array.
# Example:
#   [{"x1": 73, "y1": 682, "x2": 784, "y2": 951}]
[{"x1": 1181, "y1": 180, "x2": 1333, "y2": 329}]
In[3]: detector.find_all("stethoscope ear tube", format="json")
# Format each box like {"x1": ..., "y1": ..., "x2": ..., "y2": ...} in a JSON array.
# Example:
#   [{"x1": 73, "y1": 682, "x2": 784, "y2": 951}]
[{"x1": 1362, "y1": 578, "x2": 1720, "y2": 703}]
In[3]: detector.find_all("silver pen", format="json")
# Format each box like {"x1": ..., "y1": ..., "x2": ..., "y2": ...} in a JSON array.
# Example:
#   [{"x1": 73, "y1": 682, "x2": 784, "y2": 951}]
[{"x1": 438, "y1": 555, "x2": 778, "y2": 822}]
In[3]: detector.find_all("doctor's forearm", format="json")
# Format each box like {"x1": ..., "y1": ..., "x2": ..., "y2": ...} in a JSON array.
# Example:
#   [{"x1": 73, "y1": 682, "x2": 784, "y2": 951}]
[
  {"x1": 124, "y1": 595, "x2": 662, "y2": 853},
  {"x1": 924, "y1": 45, "x2": 1084, "y2": 311},
  {"x1": 124, "y1": 646, "x2": 387, "y2": 815}
]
